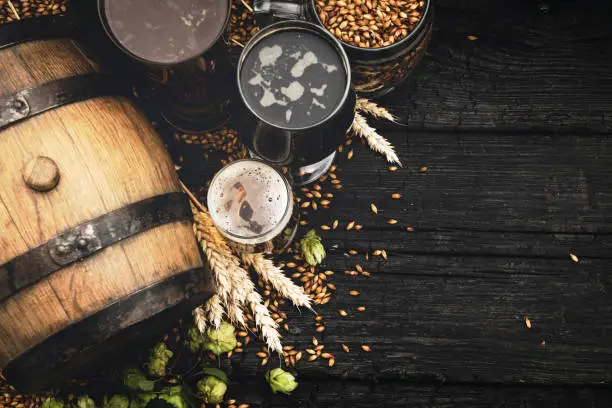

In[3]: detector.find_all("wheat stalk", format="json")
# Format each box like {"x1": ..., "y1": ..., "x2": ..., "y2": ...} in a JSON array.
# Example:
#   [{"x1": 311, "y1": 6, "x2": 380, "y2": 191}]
[
  {"x1": 193, "y1": 305, "x2": 208, "y2": 334},
  {"x1": 192, "y1": 211, "x2": 233, "y2": 300},
  {"x1": 242, "y1": 253, "x2": 313, "y2": 310},
  {"x1": 192, "y1": 208, "x2": 248, "y2": 327},
  {"x1": 184, "y1": 182, "x2": 245, "y2": 328},
  {"x1": 7, "y1": 1, "x2": 20, "y2": 20},
  {"x1": 205, "y1": 294, "x2": 225, "y2": 329},
  {"x1": 230, "y1": 262, "x2": 283, "y2": 354},
  {"x1": 351, "y1": 111, "x2": 402, "y2": 165},
  {"x1": 181, "y1": 182, "x2": 283, "y2": 352},
  {"x1": 356, "y1": 98, "x2": 397, "y2": 122}
]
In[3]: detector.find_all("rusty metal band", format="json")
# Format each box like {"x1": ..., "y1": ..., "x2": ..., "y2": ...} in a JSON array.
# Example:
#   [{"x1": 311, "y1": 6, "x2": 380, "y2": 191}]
[
  {"x1": 0, "y1": 192, "x2": 193, "y2": 302},
  {"x1": 4, "y1": 265, "x2": 213, "y2": 393},
  {"x1": 0, "y1": 15, "x2": 76, "y2": 50},
  {"x1": 0, "y1": 73, "x2": 131, "y2": 130}
]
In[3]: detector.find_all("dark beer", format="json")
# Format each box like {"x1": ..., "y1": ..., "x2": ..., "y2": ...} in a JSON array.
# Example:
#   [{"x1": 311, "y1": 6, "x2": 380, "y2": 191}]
[
  {"x1": 239, "y1": 29, "x2": 347, "y2": 129},
  {"x1": 235, "y1": 21, "x2": 356, "y2": 185},
  {"x1": 99, "y1": 0, "x2": 232, "y2": 132}
]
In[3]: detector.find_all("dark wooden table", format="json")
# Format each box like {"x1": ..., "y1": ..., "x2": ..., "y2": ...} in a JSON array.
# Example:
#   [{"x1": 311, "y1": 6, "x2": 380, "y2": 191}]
[{"x1": 180, "y1": 0, "x2": 612, "y2": 406}]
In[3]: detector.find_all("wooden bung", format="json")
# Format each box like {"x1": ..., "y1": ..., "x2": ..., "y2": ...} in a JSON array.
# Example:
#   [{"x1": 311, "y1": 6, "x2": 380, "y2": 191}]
[{"x1": 22, "y1": 156, "x2": 61, "y2": 192}]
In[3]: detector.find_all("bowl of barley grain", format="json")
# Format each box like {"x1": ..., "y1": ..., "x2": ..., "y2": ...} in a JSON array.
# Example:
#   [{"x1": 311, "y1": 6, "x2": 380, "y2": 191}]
[{"x1": 311, "y1": 0, "x2": 433, "y2": 96}]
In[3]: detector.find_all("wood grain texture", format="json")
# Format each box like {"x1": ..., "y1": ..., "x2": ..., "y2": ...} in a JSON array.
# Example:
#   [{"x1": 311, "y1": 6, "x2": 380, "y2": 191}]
[
  {"x1": 377, "y1": 0, "x2": 612, "y2": 132},
  {"x1": 172, "y1": 1, "x2": 612, "y2": 403},
  {"x1": 306, "y1": 131, "x2": 612, "y2": 234},
  {"x1": 212, "y1": 252, "x2": 612, "y2": 385},
  {"x1": 0, "y1": 38, "x2": 203, "y2": 367},
  {"x1": 222, "y1": 381, "x2": 612, "y2": 408}
]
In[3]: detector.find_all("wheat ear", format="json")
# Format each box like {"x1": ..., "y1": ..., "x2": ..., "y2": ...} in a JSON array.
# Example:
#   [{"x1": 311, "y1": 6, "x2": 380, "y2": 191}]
[
  {"x1": 230, "y1": 264, "x2": 283, "y2": 354},
  {"x1": 182, "y1": 183, "x2": 281, "y2": 351},
  {"x1": 242, "y1": 253, "x2": 313, "y2": 310},
  {"x1": 356, "y1": 98, "x2": 397, "y2": 122},
  {"x1": 192, "y1": 208, "x2": 247, "y2": 327},
  {"x1": 193, "y1": 306, "x2": 208, "y2": 334},
  {"x1": 183, "y1": 181, "x2": 246, "y2": 327},
  {"x1": 351, "y1": 111, "x2": 402, "y2": 165},
  {"x1": 206, "y1": 294, "x2": 225, "y2": 329}
]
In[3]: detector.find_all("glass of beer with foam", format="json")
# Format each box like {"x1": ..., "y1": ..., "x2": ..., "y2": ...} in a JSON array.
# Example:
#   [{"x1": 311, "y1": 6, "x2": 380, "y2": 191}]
[{"x1": 207, "y1": 159, "x2": 299, "y2": 254}]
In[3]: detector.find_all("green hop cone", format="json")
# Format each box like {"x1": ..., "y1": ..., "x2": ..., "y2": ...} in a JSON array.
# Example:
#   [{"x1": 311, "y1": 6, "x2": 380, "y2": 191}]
[
  {"x1": 42, "y1": 397, "x2": 64, "y2": 408},
  {"x1": 129, "y1": 394, "x2": 155, "y2": 408},
  {"x1": 76, "y1": 396, "x2": 96, "y2": 408},
  {"x1": 265, "y1": 368, "x2": 298, "y2": 395},
  {"x1": 196, "y1": 373, "x2": 228, "y2": 404},
  {"x1": 103, "y1": 395, "x2": 129, "y2": 408},
  {"x1": 123, "y1": 368, "x2": 154, "y2": 392},
  {"x1": 146, "y1": 343, "x2": 174, "y2": 377},
  {"x1": 203, "y1": 321, "x2": 237, "y2": 355},
  {"x1": 158, "y1": 386, "x2": 187, "y2": 408},
  {"x1": 185, "y1": 326, "x2": 205, "y2": 354},
  {"x1": 300, "y1": 230, "x2": 326, "y2": 266}
]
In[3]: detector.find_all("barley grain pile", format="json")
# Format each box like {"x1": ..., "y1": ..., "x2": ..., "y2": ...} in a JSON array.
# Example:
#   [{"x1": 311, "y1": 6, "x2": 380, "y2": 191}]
[{"x1": 315, "y1": 0, "x2": 425, "y2": 48}]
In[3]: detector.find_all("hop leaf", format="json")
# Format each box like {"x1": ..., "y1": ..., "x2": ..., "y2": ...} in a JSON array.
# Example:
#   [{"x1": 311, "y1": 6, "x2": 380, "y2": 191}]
[
  {"x1": 196, "y1": 374, "x2": 228, "y2": 404},
  {"x1": 265, "y1": 368, "x2": 298, "y2": 395},
  {"x1": 185, "y1": 326, "x2": 205, "y2": 354},
  {"x1": 158, "y1": 386, "x2": 187, "y2": 408},
  {"x1": 76, "y1": 396, "x2": 96, "y2": 408},
  {"x1": 201, "y1": 368, "x2": 229, "y2": 384},
  {"x1": 146, "y1": 343, "x2": 174, "y2": 377},
  {"x1": 103, "y1": 395, "x2": 129, "y2": 408},
  {"x1": 300, "y1": 230, "x2": 326, "y2": 266},
  {"x1": 129, "y1": 394, "x2": 155, "y2": 408},
  {"x1": 42, "y1": 397, "x2": 64, "y2": 408},
  {"x1": 123, "y1": 368, "x2": 154, "y2": 392},
  {"x1": 203, "y1": 321, "x2": 237, "y2": 355}
]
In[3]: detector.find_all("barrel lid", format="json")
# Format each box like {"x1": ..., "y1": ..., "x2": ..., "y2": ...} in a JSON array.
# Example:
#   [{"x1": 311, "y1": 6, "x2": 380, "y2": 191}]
[{"x1": 100, "y1": 0, "x2": 230, "y2": 65}]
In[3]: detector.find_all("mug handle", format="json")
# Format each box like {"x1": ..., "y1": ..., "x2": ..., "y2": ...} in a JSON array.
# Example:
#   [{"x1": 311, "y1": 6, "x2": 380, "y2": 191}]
[{"x1": 252, "y1": 0, "x2": 308, "y2": 27}]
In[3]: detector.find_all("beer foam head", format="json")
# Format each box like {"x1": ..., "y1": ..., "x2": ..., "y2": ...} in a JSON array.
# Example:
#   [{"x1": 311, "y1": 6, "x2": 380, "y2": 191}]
[
  {"x1": 104, "y1": 0, "x2": 228, "y2": 64},
  {"x1": 207, "y1": 160, "x2": 292, "y2": 244},
  {"x1": 239, "y1": 28, "x2": 347, "y2": 129}
]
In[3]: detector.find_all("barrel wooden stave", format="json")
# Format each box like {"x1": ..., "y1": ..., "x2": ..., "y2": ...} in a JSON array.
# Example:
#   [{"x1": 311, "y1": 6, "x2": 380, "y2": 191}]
[{"x1": 0, "y1": 37, "x2": 206, "y2": 379}]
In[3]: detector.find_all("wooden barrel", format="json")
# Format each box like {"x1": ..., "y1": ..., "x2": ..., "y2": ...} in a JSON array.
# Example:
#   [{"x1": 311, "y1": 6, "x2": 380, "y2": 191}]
[{"x1": 0, "y1": 18, "x2": 212, "y2": 392}]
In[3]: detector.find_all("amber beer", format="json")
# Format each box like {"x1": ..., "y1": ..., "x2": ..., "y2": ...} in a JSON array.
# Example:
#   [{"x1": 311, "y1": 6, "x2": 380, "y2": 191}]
[{"x1": 207, "y1": 159, "x2": 299, "y2": 253}]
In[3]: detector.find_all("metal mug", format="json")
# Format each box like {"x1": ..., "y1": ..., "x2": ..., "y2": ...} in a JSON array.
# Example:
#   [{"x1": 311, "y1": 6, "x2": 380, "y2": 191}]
[
  {"x1": 234, "y1": 20, "x2": 356, "y2": 186},
  {"x1": 254, "y1": 0, "x2": 434, "y2": 97},
  {"x1": 97, "y1": 0, "x2": 234, "y2": 132}
]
